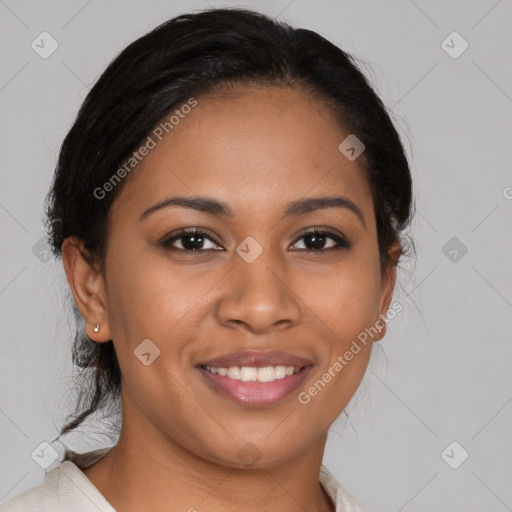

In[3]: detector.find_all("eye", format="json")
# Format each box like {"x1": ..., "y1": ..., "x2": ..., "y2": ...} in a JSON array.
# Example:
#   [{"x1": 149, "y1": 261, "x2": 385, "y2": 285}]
[
  {"x1": 160, "y1": 228, "x2": 223, "y2": 252},
  {"x1": 290, "y1": 228, "x2": 351, "y2": 252},
  {"x1": 159, "y1": 227, "x2": 351, "y2": 253}
]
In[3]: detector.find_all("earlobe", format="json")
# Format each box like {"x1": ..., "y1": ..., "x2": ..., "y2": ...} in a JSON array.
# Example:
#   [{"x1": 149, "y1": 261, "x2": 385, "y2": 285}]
[{"x1": 61, "y1": 237, "x2": 112, "y2": 342}]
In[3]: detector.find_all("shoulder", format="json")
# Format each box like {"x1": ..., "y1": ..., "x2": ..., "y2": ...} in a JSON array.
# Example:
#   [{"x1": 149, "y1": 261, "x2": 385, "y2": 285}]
[
  {"x1": 1, "y1": 450, "x2": 116, "y2": 512},
  {"x1": 319, "y1": 465, "x2": 368, "y2": 512}
]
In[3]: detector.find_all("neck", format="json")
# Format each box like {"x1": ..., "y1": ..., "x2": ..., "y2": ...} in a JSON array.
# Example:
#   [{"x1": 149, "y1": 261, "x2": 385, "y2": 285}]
[{"x1": 82, "y1": 393, "x2": 334, "y2": 512}]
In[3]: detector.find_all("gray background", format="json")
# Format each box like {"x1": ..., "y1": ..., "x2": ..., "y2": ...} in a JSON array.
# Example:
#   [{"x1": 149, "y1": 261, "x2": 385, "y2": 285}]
[{"x1": 1, "y1": 0, "x2": 511, "y2": 510}]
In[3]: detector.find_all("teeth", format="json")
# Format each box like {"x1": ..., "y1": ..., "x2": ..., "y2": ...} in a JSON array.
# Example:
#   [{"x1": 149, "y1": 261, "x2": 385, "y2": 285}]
[
  {"x1": 274, "y1": 366, "x2": 287, "y2": 379},
  {"x1": 204, "y1": 365, "x2": 301, "y2": 382},
  {"x1": 240, "y1": 367, "x2": 258, "y2": 381},
  {"x1": 227, "y1": 367, "x2": 241, "y2": 380}
]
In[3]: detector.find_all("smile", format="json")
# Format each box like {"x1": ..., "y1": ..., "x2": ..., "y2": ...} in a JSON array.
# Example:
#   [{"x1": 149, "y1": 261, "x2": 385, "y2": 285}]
[
  {"x1": 200, "y1": 365, "x2": 302, "y2": 382},
  {"x1": 196, "y1": 366, "x2": 313, "y2": 407}
]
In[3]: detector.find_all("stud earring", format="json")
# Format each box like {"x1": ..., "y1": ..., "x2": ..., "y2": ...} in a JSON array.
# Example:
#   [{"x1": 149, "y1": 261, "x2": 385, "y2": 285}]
[{"x1": 93, "y1": 324, "x2": 100, "y2": 333}]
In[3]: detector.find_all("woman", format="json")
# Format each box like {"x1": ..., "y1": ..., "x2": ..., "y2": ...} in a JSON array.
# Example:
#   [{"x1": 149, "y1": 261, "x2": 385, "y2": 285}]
[{"x1": 2, "y1": 7, "x2": 413, "y2": 512}]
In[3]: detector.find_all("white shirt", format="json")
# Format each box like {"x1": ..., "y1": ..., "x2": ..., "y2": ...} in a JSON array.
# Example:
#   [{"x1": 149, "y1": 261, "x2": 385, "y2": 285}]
[{"x1": 1, "y1": 447, "x2": 367, "y2": 511}]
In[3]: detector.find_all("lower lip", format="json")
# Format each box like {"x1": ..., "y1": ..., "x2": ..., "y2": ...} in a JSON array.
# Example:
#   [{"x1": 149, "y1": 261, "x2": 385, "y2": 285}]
[{"x1": 197, "y1": 366, "x2": 313, "y2": 407}]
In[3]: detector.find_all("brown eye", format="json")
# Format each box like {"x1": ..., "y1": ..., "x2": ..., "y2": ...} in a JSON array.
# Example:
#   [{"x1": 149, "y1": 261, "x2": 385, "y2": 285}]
[
  {"x1": 160, "y1": 228, "x2": 223, "y2": 251},
  {"x1": 290, "y1": 228, "x2": 351, "y2": 252}
]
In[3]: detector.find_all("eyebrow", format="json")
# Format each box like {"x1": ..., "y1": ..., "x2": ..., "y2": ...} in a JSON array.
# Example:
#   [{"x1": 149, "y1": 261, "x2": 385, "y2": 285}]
[{"x1": 139, "y1": 195, "x2": 365, "y2": 228}]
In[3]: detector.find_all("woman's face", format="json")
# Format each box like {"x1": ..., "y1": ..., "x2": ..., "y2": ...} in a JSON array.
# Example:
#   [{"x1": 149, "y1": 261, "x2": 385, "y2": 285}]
[{"x1": 92, "y1": 85, "x2": 397, "y2": 467}]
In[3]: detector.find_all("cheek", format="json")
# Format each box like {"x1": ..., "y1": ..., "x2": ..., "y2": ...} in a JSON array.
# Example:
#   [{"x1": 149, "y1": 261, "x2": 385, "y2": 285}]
[
  {"x1": 303, "y1": 255, "x2": 383, "y2": 338},
  {"x1": 103, "y1": 243, "x2": 221, "y2": 384},
  {"x1": 296, "y1": 268, "x2": 379, "y2": 426},
  {"x1": 103, "y1": 247, "x2": 201, "y2": 415},
  {"x1": 104, "y1": 242, "x2": 198, "y2": 337},
  {"x1": 297, "y1": 252, "x2": 382, "y2": 403}
]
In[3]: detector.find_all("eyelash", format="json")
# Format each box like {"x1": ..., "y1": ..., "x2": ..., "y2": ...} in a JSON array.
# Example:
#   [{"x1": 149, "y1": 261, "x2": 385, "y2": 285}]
[{"x1": 159, "y1": 227, "x2": 351, "y2": 253}]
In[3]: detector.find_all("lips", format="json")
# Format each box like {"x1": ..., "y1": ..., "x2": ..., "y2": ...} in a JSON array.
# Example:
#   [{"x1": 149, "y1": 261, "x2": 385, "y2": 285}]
[
  {"x1": 195, "y1": 350, "x2": 314, "y2": 407},
  {"x1": 196, "y1": 350, "x2": 313, "y2": 369}
]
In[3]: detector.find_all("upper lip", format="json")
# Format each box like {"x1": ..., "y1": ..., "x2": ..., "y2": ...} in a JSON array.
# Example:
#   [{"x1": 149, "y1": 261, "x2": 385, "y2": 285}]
[{"x1": 196, "y1": 350, "x2": 313, "y2": 368}]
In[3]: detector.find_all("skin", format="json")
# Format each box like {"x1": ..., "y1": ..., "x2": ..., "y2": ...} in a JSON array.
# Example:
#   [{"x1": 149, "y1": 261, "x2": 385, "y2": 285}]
[{"x1": 62, "y1": 84, "x2": 401, "y2": 512}]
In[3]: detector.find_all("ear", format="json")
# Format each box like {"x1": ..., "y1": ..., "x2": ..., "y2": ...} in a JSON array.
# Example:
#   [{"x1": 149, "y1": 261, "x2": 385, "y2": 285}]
[
  {"x1": 373, "y1": 239, "x2": 402, "y2": 342},
  {"x1": 61, "y1": 237, "x2": 112, "y2": 342}
]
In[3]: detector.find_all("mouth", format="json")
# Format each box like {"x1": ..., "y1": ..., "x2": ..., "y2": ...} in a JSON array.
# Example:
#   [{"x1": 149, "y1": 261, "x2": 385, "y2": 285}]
[{"x1": 195, "y1": 350, "x2": 313, "y2": 407}]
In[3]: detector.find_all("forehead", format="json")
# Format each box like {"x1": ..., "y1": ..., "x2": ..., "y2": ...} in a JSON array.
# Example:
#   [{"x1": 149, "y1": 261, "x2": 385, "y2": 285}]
[{"x1": 112, "y1": 85, "x2": 374, "y2": 222}]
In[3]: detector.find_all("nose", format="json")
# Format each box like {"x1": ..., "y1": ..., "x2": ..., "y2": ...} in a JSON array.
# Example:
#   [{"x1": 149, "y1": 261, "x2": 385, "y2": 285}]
[{"x1": 216, "y1": 255, "x2": 302, "y2": 335}]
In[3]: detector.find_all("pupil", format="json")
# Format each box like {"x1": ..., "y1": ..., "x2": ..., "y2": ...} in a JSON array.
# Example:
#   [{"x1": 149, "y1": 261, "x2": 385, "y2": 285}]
[
  {"x1": 183, "y1": 234, "x2": 203, "y2": 250},
  {"x1": 306, "y1": 233, "x2": 324, "y2": 250}
]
